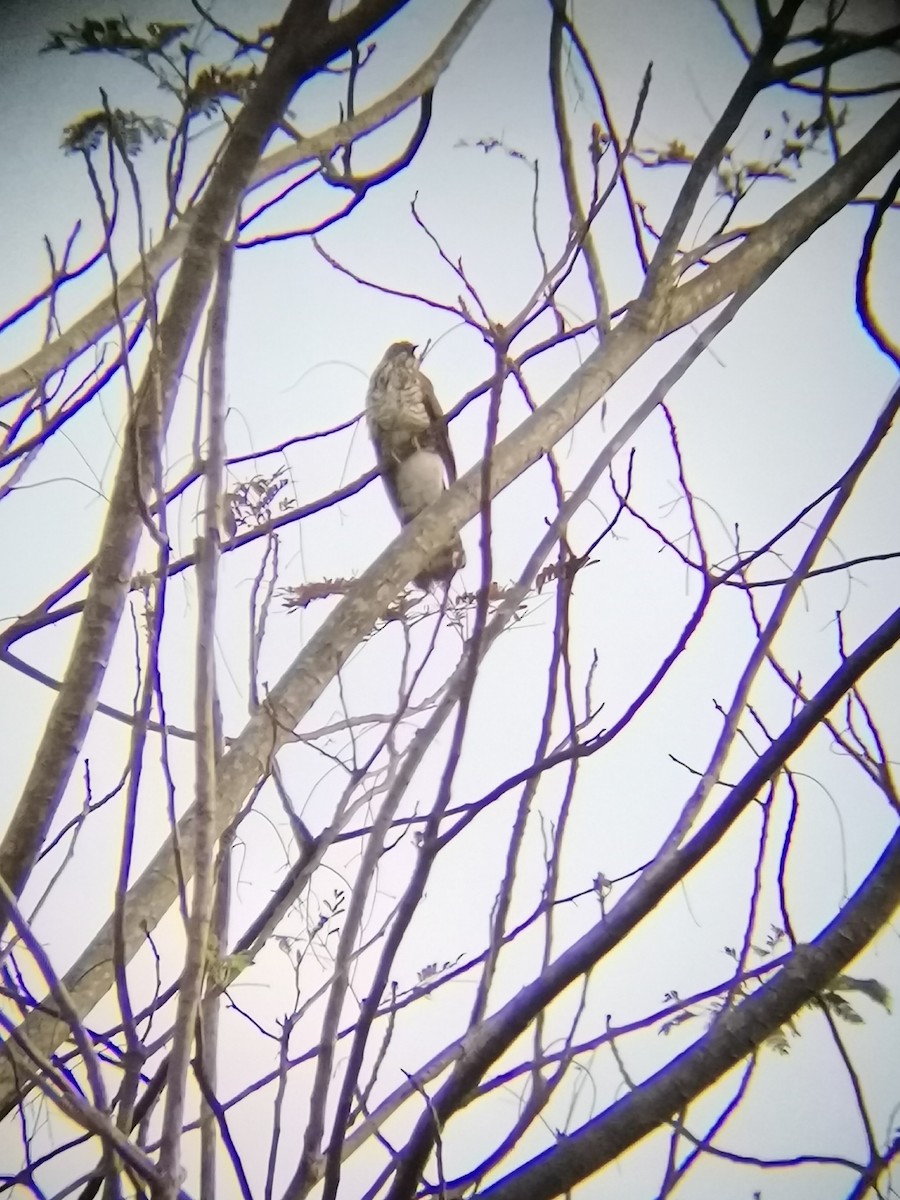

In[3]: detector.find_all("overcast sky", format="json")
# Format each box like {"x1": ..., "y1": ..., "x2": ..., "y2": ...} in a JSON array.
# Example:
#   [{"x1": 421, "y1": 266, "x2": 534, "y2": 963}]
[{"x1": 1, "y1": 1, "x2": 898, "y2": 1197}]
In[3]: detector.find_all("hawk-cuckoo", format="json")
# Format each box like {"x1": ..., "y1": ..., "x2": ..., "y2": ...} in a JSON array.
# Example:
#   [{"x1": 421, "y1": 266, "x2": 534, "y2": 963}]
[{"x1": 366, "y1": 341, "x2": 465, "y2": 588}]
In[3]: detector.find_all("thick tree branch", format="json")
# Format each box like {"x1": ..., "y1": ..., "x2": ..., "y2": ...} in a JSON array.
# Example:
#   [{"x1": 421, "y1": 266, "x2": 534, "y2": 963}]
[
  {"x1": 383, "y1": 602, "x2": 900, "y2": 1198},
  {"x1": 471, "y1": 823, "x2": 900, "y2": 1200},
  {"x1": 0, "y1": 0, "x2": 414, "y2": 926},
  {"x1": 640, "y1": 0, "x2": 804, "y2": 299},
  {"x1": 0, "y1": 310, "x2": 657, "y2": 1116},
  {"x1": 0, "y1": 0, "x2": 493, "y2": 406},
  {"x1": 666, "y1": 96, "x2": 900, "y2": 330},
  {"x1": 1, "y1": 73, "x2": 896, "y2": 1108},
  {"x1": 770, "y1": 22, "x2": 900, "y2": 82}
]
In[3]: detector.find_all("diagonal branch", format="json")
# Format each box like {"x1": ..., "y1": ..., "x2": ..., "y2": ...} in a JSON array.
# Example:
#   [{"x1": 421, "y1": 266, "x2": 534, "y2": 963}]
[
  {"x1": 640, "y1": 0, "x2": 804, "y2": 299},
  {"x1": 0, "y1": 0, "x2": 415, "y2": 926},
  {"x1": 666, "y1": 96, "x2": 900, "y2": 330},
  {"x1": 0, "y1": 0, "x2": 493, "y2": 406},
  {"x1": 382, "y1": 602, "x2": 900, "y2": 1199},
  {"x1": 1, "y1": 70, "x2": 896, "y2": 1114},
  {"x1": 471, "y1": 821, "x2": 900, "y2": 1200}
]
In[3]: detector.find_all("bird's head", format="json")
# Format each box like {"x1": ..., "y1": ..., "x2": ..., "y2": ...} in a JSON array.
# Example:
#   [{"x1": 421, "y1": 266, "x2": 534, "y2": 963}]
[{"x1": 385, "y1": 340, "x2": 417, "y2": 362}]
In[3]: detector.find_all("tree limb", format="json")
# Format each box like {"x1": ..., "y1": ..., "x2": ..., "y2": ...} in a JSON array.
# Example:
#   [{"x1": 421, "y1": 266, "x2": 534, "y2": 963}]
[
  {"x1": 0, "y1": 0, "x2": 493, "y2": 405},
  {"x1": 471, "y1": 823, "x2": 900, "y2": 1200},
  {"x1": 2, "y1": 20, "x2": 897, "y2": 1118},
  {"x1": 0, "y1": 0, "x2": 415, "y2": 926}
]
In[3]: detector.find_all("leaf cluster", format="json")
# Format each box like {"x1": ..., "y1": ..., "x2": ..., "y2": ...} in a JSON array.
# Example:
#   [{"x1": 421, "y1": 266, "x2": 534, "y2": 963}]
[
  {"x1": 61, "y1": 108, "x2": 169, "y2": 156},
  {"x1": 43, "y1": 16, "x2": 192, "y2": 59},
  {"x1": 186, "y1": 64, "x2": 259, "y2": 116},
  {"x1": 659, "y1": 933, "x2": 891, "y2": 1051}
]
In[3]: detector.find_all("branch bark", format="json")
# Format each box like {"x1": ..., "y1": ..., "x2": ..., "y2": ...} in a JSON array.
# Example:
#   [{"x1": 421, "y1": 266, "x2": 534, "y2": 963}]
[
  {"x1": 472, "y1": 824, "x2": 900, "y2": 1200},
  {"x1": 1, "y1": 87, "x2": 897, "y2": 1111},
  {"x1": 666, "y1": 96, "x2": 900, "y2": 330},
  {"x1": 0, "y1": 0, "x2": 414, "y2": 931},
  {"x1": 382, "y1": 602, "x2": 900, "y2": 1199},
  {"x1": 0, "y1": 0, "x2": 492, "y2": 406}
]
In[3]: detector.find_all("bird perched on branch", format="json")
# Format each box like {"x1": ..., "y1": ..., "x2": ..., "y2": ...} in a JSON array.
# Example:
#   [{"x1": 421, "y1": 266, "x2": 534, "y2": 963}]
[{"x1": 366, "y1": 341, "x2": 465, "y2": 589}]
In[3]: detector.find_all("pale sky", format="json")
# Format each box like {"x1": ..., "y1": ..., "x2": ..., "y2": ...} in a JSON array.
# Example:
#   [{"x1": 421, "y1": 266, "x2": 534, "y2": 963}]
[{"x1": 1, "y1": 1, "x2": 898, "y2": 1197}]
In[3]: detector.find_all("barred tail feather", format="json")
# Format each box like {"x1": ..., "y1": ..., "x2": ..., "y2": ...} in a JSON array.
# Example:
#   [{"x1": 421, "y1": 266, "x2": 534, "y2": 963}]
[{"x1": 414, "y1": 535, "x2": 465, "y2": 589}]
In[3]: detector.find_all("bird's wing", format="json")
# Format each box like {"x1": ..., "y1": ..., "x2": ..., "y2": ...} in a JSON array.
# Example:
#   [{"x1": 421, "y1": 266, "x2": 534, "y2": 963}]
[
  {"x1": 370, "y1": 430, "x2": 407, "y2": 523},
  {"x1": 419, "y1": 370, "x2": 457, "y2": 484}
]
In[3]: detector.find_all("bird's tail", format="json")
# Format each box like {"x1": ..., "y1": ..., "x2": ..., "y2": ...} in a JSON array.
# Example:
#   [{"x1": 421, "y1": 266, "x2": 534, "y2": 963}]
[{"x1": 414, "y1": 535, "x2": 466, "y2": 590}]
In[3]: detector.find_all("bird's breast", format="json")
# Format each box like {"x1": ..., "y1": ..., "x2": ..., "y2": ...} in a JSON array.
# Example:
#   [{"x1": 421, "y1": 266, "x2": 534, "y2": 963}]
[
  {"x1": 394, "y1": 449, "x2": 446, "y2": 518},
  {"x1": 369, "y1": 379, "x2": 430, "y2": 429}
]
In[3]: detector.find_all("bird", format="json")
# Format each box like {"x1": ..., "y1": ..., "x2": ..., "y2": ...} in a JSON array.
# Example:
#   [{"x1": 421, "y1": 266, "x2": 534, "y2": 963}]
[{"x1": 366, "y1": 341, "x2": 465, "y2": 589}]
